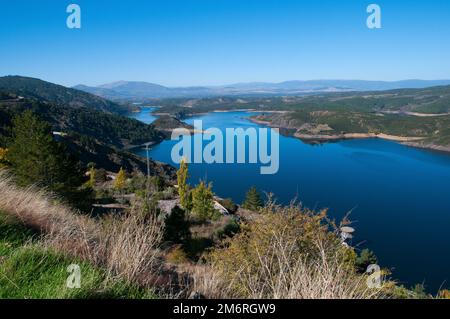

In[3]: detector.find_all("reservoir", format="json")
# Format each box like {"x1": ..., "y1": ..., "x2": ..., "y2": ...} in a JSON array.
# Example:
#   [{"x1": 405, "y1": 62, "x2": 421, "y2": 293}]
[{"x1": 131, "y1": 109, "x2": 450, "y2": 292}]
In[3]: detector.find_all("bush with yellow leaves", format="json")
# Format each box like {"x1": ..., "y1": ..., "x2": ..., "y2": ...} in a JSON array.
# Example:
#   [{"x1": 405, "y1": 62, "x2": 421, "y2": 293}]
[{"x1": 205, "y1": 200, "x2": 389, "y2": 299}]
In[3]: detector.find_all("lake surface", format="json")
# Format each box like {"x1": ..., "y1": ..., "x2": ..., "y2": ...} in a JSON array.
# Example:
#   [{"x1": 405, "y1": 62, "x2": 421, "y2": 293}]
[
  {"x1": 129, "y1": 107, "x2": 158, "y2": 124},
  {"x1": 132, "y1": 110, "x2": 450, "y2": 292}
]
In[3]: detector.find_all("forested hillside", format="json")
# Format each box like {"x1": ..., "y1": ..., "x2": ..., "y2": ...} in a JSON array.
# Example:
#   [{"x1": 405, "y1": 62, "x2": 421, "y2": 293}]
[
  {"x1": 0, "y1": 79, "x2": 174, "y2": 178},
  {"x1": 0, "y1": 76, "x2": 129, "y2": 114}
]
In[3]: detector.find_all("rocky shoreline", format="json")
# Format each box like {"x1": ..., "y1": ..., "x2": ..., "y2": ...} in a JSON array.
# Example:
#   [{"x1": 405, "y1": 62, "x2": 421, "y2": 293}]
[
  {"x1": 402, "y1": 141, "x2": 450, "y2": 154},
  {"x1": 247, "y1": 116, "x2": 450, "y2": 155},
  {"x1": 293, "y1": 132, "x2": 424, "y2": 142}
]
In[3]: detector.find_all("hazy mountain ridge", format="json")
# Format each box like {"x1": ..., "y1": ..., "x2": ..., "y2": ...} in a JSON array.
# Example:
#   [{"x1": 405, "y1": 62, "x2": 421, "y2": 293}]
[{"x1": 74, "y1": 79, "x2": 450, "y2": 100}]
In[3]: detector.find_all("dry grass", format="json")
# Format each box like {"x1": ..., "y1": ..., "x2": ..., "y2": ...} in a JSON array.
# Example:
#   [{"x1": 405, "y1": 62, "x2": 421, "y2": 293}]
[
  {"x1": 0, "y1": 170, "x2": 394, "y2": 299},
  {"x1": 101, "y1": 208, "x2": 164, "y2": 284},
  {"x1": 0, "y1": 170, "x2": 165, "y2": 289},
  {"x1": 183, "y1": 264, "x2": 225, "y2": 299},
  {"x1": 195, "y1": 201, "x2": 390, "y2": 299}
]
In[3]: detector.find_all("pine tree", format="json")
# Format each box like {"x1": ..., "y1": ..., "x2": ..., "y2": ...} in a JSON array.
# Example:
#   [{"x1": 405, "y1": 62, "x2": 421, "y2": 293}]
[
  {"x1": 7, "y1": 111, "x2": 83, "y2": 196},
  {"x1": 114, "y1": 167, "x2": 127, "y2": 191},
  {"x1": 191, "y1": 181, "x2": 215, "y2": 221},
  {"x1": 164, "y1": 206, "x2": 191, "y2": 245},
  {"x1": 242, "y1": 186, "x2": 263, "y2": 211},
  {"x1": 177, "y1": 159, "x2": 191, "y2": 210}
]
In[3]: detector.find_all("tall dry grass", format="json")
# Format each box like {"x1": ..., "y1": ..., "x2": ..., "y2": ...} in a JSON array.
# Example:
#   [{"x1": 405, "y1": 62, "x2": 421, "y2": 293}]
[
  {"x1": 0, "y1": 170, "x2": 165, "y2": 288},
  {"x1": 0, "y1": 170, "x2": 393, "y2": 299},
  {"x1": 194, "y1": 201, "x2": 389, "y2": 299}
]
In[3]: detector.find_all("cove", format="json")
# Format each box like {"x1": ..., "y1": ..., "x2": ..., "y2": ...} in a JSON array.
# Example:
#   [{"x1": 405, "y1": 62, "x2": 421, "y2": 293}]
[{"x1": 131, "y1": 109, "x2": 450, "y2": 292}]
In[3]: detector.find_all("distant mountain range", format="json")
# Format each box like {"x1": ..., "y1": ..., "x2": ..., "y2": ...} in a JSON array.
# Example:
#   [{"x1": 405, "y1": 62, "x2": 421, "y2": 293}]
[{"x1": 74, "y1": 79, "x2": 450, "y2": 100}]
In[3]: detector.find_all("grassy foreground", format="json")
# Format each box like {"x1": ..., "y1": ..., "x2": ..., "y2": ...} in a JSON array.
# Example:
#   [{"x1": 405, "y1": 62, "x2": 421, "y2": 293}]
[
  {"x1": 0, "y1": 214, "x2": 156, "y2": 299},
  {"x1": 0, "y1": 170, "x2": 446, "y2": 299}
]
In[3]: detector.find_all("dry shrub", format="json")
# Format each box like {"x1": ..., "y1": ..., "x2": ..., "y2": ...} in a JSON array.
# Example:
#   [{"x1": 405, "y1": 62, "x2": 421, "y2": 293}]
[
  {"x1": 101, "y1": 206, "x2": 164, "y2": 284},
  {"x1": 166, "y1": 245, "x2": 189, "y2": 265},
  {"x1": 439, "y1": 290, "x2": 450, "y2": 299},
  {"x1": 0, "y1": 171, "x2": 165, "y2": 288},
  {"x1": 184, "y1": 264, "x2": 225, "y2": 299},
  {"x1": 203, "y1": 201, "x2": 388, "y2": 299}
]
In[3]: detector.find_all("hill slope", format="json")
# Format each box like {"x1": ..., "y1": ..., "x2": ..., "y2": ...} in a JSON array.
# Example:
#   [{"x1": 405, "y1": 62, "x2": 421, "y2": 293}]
[
  {"x1": 0, "y1": 83, "x2": 174, "y2": 177},
  {"x1": 0, "y1": 76, "x2": 129, "y2": 114}
]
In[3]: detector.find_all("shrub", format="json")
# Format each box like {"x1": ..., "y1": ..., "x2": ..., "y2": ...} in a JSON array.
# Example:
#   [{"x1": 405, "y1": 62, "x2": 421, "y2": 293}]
[
  {"x1": 205, "y1": 201, "x2": 388, "y2": 299},
  {"x1": 219, "y1": 198, "x2": 238, "y2": 214},
  {"x1": 216, "y1": 218, "x2": 240, "y2": 239},
  {"x1": 355, "y1": 249, "x2": 378, "y2": 273},
  {"x1": 439, "y1": 290, "x2": 450, "y2": 299},
  {"x1": 166, "y1": 245, "x2": 189, "y2": 265}
]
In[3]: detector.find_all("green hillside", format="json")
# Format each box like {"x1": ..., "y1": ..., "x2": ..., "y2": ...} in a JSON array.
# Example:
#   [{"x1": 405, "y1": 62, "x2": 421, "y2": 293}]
[
  {"x1": 0, "y1": 80, "x2": 174, "y2": 178},
  {"x1": 0, "y1": 76, "x2": 129, "y2": 114}
]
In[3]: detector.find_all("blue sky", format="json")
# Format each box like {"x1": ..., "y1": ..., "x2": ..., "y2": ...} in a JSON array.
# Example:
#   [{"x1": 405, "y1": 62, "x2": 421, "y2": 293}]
[{"x1": 1, "y1": 0, "x2": 449, "y2": 87}]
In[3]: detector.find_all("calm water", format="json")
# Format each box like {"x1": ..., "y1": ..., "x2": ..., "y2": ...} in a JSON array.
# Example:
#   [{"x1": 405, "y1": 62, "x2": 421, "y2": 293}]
[
  {"x1": 132, "y1": 110, "x2": 450, "y2": 292},
  {"x1": 129, "y1": 107, "x2": 158, "y2": 123}
]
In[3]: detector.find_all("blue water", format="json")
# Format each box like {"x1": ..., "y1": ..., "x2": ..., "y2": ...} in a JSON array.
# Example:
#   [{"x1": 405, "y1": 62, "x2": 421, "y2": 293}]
[
  {"x1": 133, "y1": 110, "x2": 450, "y2": 292},
  {"x1": 128, "y1": 107, "x2": 158, "y2": 123}
]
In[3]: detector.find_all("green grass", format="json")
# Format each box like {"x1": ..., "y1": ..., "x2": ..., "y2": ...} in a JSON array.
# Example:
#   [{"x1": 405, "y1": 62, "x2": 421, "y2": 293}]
[
  {"x1": 0, "y1": 214, "x2": 37, "y2": 256},
  {"x1": 0, "y1": 212, "x2": 157, "y2": 299}
]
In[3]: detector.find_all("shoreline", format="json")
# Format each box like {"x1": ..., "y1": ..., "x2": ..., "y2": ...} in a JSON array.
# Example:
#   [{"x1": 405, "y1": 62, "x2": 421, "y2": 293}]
[
  {"x1": 247, "y1": 116, "x2": 450, "y2": 154},
  {"x1": 212, "y1": 109, "x2": 289, "y2": 114},
  {"x1": 401, "y1": 141, "x2": 450, "y2": 154},
  {"x1": 293, "y1": 132, "x2": 424, "y2": 143},
  {"x1": 380, "y1": 110, "x2": 450, "y2": 117},
  {"x1": 131, "y1": 109, "x2": 450, "y2": 156}
]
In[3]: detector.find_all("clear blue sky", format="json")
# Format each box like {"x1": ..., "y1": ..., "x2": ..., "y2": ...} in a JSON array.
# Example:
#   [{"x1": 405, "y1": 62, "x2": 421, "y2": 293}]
[{"x1": 1, "y1": 0, "x2": 449, "y2": 87}]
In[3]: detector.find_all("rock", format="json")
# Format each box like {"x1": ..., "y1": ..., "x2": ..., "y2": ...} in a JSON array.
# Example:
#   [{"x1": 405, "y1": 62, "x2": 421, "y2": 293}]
[
  {"x1": 189, "y1": 291, "x2": 206, "y2": 299},
  {"x1": 214, "y1": 201, "x2": 229, "y2": 215},
  {"x1": 157, "y1": 199, "x2": 180, "y2": 215}
]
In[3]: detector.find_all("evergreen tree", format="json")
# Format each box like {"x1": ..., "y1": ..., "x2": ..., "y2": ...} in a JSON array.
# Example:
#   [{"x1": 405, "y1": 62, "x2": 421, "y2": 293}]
[
  {"x1": 7, "y1": 111, "x2": 83, "y2": 197},
  {"x1": 191, "y1": 181, "x2": 215, "y2": 221},
  {"x1": 242, "y1": 186, "x2": 263, "y2": 211},
  {"x1": 164, "y1": 206, "x2": 191, "y2": 245},
  {"x1": 114, "y1": 167, "x2": 127, "y2": 191},
  {"x1": 177, "y1": 159, "x2": 191, "y2": 210}
]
